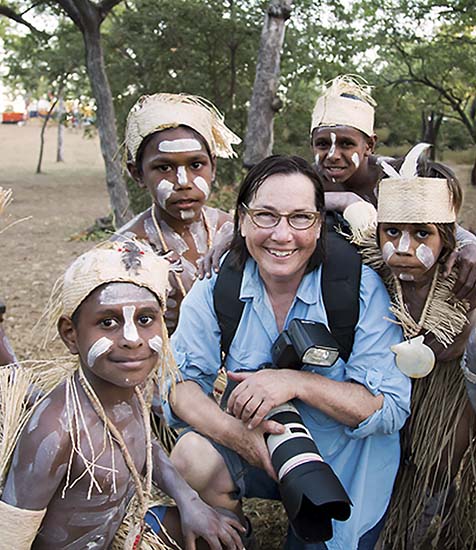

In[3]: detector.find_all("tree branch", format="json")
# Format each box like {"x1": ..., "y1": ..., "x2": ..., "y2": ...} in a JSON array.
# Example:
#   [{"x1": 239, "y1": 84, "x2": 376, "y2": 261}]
[
  {"x1": 0, "y1": 3, "x2": 48, "y2": 35},
  {"x1": 98, "y1": 0, "x2": 123, "y2": 16}
]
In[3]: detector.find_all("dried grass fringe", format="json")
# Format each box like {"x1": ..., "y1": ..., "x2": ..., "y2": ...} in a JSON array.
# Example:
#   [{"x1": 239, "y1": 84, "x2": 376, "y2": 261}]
[{"x1": 382, "y1": 360, "x2": 476, "y2": 549}]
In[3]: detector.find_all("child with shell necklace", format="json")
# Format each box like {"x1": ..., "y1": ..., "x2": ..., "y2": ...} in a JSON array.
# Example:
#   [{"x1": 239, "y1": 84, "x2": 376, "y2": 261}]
[
  {"x1": 348, "y1": 145, "x2": 476, "y2": 549},
  {"x1": 120, "y1": 93, "x2": 241, "y2": 334}
]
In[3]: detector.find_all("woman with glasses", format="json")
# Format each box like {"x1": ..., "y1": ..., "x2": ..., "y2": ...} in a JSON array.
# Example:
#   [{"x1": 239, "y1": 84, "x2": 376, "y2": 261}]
[{"x1": 165, "y1": 155, "x2": 411, "y2": 549}]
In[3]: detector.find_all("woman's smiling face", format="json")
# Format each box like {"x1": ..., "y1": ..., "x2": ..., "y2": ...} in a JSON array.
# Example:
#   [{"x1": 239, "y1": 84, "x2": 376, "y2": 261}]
[{"x1": 239, "y1": 172, "x2": 322, "y2": 287}]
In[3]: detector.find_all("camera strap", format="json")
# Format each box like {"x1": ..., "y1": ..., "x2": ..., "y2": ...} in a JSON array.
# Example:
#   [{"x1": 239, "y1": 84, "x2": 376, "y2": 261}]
[{"x1": 213, "y1": 212, "x2": 361, "y2": 363}]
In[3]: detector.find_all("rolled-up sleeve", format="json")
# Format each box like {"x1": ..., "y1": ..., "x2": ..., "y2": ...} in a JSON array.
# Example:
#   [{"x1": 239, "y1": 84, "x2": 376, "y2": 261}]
[
  {"x1": 162, "y1": 274, "x2": 223, "y2": 425},
  {"x1": 344, "y1": 266, "x2": 411, "y2": 439}
]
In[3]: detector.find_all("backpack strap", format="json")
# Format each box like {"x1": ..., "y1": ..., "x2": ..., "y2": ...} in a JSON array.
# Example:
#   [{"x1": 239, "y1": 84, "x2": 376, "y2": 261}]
[
  {"x1": 213, "y1": 253, "x2": 245, "y2": 359},
  {"x1": 321, "y1": 212, "x2": 362, "y2": 363}
]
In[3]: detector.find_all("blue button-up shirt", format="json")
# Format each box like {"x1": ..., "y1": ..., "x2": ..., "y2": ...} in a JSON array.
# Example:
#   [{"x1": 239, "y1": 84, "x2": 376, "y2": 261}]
[{"x1": 169, "y1": 258, "x2": 411, "y2": 549}]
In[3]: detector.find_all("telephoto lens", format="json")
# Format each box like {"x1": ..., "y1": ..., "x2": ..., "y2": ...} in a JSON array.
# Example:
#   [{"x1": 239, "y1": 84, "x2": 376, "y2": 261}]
[{"x1": 265, "y1": 403, "x2": 352, "y2": 543}]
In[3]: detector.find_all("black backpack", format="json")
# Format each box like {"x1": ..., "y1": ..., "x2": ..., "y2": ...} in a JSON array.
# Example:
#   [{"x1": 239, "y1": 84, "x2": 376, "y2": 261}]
[{"x1": 213, "y1": 213, "x2": 362, "y2": 363}]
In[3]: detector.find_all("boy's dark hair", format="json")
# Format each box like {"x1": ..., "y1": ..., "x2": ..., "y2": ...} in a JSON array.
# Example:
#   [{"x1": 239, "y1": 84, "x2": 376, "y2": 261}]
[
  {"x1": 134, "y1": 125, "x2": 213, "y2": 176},
  {"x1": 228, "y1": 154, "x2": 326, "y2": 271}
]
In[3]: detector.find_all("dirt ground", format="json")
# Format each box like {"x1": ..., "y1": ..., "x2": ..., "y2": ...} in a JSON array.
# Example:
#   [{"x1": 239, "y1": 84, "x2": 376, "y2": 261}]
[{"x1": 1, "y1": 121, "x2": 475, "y2": 549}]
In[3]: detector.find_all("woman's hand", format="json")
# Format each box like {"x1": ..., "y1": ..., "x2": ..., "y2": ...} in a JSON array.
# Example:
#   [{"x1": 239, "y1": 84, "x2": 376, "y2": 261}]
[
  {"x1": 179, "y1": 496, "x2": 245, "y2": 550},
  {"x1": 227, "y1": 370, "x2": 297, "y2": 430}
]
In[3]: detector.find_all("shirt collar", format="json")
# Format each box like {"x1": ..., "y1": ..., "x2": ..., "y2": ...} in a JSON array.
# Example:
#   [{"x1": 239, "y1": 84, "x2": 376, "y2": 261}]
[{"x1": 240, "y1": 257, "x2": 321, "y2": 305}]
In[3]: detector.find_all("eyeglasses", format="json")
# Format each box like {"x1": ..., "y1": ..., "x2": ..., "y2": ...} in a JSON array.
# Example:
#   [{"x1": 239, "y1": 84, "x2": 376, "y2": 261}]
[{"x1": 242, "y1": 204, "x2": 320, "y2": 230}]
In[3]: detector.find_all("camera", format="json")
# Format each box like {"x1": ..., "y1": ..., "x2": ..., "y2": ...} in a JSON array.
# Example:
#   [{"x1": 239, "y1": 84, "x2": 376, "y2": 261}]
[{"x1": 265, "y1": 319, "x2": 352, "y2": 543}]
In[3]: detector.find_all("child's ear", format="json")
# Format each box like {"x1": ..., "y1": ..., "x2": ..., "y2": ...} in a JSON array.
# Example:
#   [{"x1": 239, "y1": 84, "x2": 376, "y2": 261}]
[
  {"x1": 58, "y1": 315, "x2": 79, "y2": 355},
  {"x1": 365, "y1": 134, "x2": 377, "y2": 155},
  {"x1": 127, "y1": 162, "x2": 145, "y2": 188}
]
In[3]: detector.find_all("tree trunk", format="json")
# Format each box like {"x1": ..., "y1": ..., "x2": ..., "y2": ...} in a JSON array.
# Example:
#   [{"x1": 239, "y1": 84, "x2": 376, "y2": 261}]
[
  {"x1": 57, "y1": 94, "x2": 65, "y2": 162},
  {"x1": 82, "y1": 23, "x2": 133, "y2": 227},
  {"x1": 421, "y1": 110, "x2": 443, "y2": 160},
  {"x1": 471, "y1": 155, "x2": 476, "y2": 186},
  {"x1": 36, "y1": 97, "x2": 58, "y2": 174},
  {"x1": 243, "y1": 0, "x2": 292, "y2": 168}
]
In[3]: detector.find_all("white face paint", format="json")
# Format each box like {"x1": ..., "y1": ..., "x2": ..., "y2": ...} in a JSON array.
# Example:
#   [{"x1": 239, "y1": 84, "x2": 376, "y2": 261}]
[
  {"x1": 193, "y1": 176, "x2": 210, "y2": 199},
  {"x1": 382, "y1": 241, "x2": 396, "y2": 264},
  {"x1": 416, "y1": 243, "x2": 436, "y2": 270},
  {"x1": 397, "y1": 230, "x2": 411, "y2": 253},
  {"x1": 158, "y1": 138, "x2": 201, "y2": 153},
  {"x1": 314, "y1": 154, "x2": 320, "y2": 167},
  {"x1": 122, "y1": 306, "x2": 139, "y2": 342},
  {"x1": 148, "y1": 335, "x2": 163, "y2": 354},
  {"x1": 176, "y1": 165, "x2": 188, "y2": 186},
  {"x1": 399, "y1": 272, "x2": 415, "y2": 281},
  {"x1": 87, "y1": 337, "x2": 113, "y2": 368},
  {"x1": 180, "y1": 209, "x2": 196, "y2": 220},
  {"x1": 328, "y1": 132, "x2": 337, "y2": 158},
  {"x1": 156, "y1": 179, "x2": 174, "y2": 208},
  {"x1": 351, "y1": 152, "x2": 360, "y2": 168},
  {"x1": 98, "y1": 283, "x2": 157, "y2": 306}
]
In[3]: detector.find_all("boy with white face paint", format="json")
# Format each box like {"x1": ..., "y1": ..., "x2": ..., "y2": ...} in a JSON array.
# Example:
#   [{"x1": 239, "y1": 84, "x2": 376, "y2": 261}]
[
  {"x1": 0, "y1": 239, "x2": 244, "y2": 550},
  {"x1": 347, "y1": 150, "x2": 476, "y2": 549},
  {"x1": 120, "y1": 93, "x2": 241, "y2": 334}
]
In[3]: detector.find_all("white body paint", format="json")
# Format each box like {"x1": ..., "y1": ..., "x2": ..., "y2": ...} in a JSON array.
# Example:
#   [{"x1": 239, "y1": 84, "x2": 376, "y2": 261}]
[
  {"x1": 351, "y1": 152, "x2": 360, "y2": 169},
  {"x1": 382, "y1": 241, "x2": 396, "y2": 263},
  {"x1": 98, "y1": 284, "x2": 157, "y2": 306},
  {"x1": 158, "y1": 138, "x2": 201, "y2": 153},
  {"x1": 122, "y1": 306, "x2": 139, "y2": 342},
  {"x1": 148, "y1": 335, "x2": 163, "y2": 354},
  {"x1": 176, "y1": 165, "x2": 188, "y2": 186},
  {"x1": 156, "y1": 179, "x2": 174, "y2": 209},
  {"x1": 193, "y1": 176, "x2": 210, "y2": 199},
  {"x1": 399, "y1": 272, "x2": 415, "y2": 281},
  {"x1": 87, "y1": 337, "x2": 113, "y2": 368},
  {"x1": 180, "y1": 209, "x2": 196, "y2": 220},
  {"x1": 397, "y1": 230, "x2": 411, "y2": 252},
  {"x1": 314, "y1": 154, "x2": 320, "y2": 167},
  {"x1": 416, "y1": 243, "x2": 436, "y2": 270},
  {"x1": 328, "y1": 132, "x2": 337, "y2": 158}
]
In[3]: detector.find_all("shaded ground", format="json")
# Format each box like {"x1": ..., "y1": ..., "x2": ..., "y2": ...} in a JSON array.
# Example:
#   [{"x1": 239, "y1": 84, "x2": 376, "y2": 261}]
[{"x1": 1, "y1": 121, "x2": 475, "y2": 549}]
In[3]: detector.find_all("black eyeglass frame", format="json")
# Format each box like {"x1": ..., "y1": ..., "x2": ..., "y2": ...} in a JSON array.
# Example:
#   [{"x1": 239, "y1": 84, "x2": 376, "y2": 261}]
[{"x1": 241, "y1": 203, "x2": 321, "y2": 230}]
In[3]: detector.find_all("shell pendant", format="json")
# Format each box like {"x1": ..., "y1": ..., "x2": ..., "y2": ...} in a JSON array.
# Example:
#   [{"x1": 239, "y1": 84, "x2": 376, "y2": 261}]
[{"x1": 390, "y1": 335, "x2": 435, "y2": 378}]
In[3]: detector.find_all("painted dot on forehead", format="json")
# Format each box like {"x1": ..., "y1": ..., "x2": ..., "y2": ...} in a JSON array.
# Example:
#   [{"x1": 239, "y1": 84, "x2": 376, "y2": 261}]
[
  {"x1": 416, "y1": 243, "x2": 436, "y2": 270},
  {"x1": 158, "y1": 138, "x2": 202, "y2": 153},
  {"x1": 156, "y1": 179, "x2": 174, "y2": 209}
]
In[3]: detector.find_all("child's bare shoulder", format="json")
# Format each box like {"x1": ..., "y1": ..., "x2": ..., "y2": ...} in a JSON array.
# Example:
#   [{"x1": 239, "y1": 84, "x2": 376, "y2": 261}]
[
  {"x1": 114, "y1": 209, "x2": 150, "y2": 241},
  {"x1": 209, "y1": 206, "x2": 232, "y2": 228}
]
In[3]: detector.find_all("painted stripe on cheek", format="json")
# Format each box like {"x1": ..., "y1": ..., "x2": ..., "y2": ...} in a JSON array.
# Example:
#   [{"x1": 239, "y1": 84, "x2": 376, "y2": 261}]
[
  {"x1": 123, "y1": 306, "x2": 139, "y2": 342},
  {"x1": 193, "y1": 176, "x2": 210, "y2": 199},
  {"x1": 156, "y1": 179, "x2": 174, "y2": 208},
  {"x1": 382, "y1": 241, "x2": 396, "y2": 263},
  {"x1": 148, "y1": 335, "x2": 163, "y2": 354},
  {"x1": 416, "y1": 243, "x2": 436, "y2": 269},
  {"x1": 87, "y1": 337, "x2": 113, "y2": 368}
]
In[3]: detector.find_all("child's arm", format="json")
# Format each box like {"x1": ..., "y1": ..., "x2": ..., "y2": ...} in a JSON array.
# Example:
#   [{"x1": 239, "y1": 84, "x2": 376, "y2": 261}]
[
  {"x1": 197, "y1": 211, "x2": 233, "y2": 280},
  {"x1": 151, "y1": 440, "x2": 244, "y2": 549},
  {"x1": 444, "y1": 225, "x2": 476, "y2": 307},
  {"x1": 1, "y1": 395, "x2": 70, "y2": 541}
]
